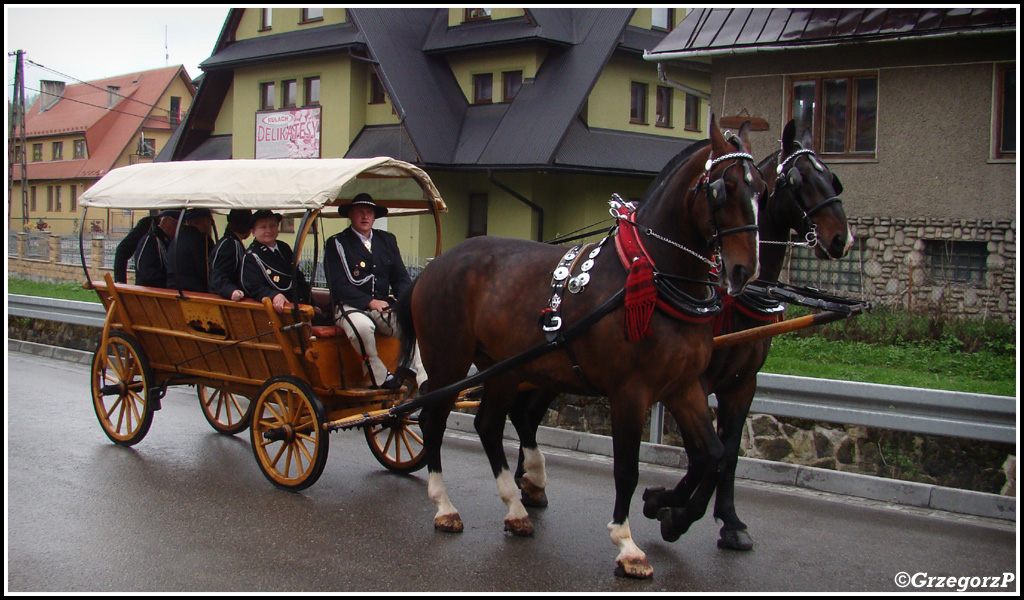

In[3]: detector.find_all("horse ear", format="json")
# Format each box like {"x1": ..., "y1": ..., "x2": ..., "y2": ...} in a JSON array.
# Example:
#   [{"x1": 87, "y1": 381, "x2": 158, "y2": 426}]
[
  {"x1": 709, "y1": 114, "x2": 727, "y2": 151},
  {"x1": 782, "y1": 120, "x2": 797, "y2": 154},
  {"x1": 737, "y1": 120, "x2": 753, "y2": 152}
]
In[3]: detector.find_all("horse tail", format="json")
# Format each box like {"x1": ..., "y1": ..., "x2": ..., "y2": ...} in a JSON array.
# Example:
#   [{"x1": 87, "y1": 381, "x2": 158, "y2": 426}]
[{"x1": 396, "y1": 276, "x2": 419, "y2": 370}]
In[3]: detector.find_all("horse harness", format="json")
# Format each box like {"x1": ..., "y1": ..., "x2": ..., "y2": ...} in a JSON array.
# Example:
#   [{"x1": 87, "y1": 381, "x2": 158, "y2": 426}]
[{"x1": 769, "y1": 148, "x2": 844, "y2": 250}]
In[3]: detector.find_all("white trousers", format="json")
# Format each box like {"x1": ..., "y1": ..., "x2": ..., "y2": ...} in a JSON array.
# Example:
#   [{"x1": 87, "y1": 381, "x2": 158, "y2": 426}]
[{"x1": 336, "y1": 304, "x2": 426, "y2": 387}]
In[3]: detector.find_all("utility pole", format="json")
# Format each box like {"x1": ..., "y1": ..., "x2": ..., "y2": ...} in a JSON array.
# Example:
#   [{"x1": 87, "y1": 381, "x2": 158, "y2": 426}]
[{"x1": 8, "y1": 49, "x2": 29, "y2": 230}]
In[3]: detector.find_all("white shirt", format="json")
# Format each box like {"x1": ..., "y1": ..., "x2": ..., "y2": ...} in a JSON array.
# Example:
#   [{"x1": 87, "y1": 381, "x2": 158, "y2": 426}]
[{"x1": 353, "y1": 228, "x2": 373, "y2": 252}]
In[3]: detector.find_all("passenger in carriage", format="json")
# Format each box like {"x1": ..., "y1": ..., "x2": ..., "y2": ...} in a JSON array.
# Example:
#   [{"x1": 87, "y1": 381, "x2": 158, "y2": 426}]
[
  {"x1": 113, "y1": 215, "x2": 155, "y2": 284},
  {"x1": 240, "y1": 210, "x2": 314, "y2": 314},
  {"x1": 132, "y1": 209, "x2": 180, "y2": 287},
  {"x1": 324, "y1": 194, "x2": 427, "y2": 391},
  {"x1": 209, "y1": 209, "x2": 253, "y2": 300},
  {"x1": 166, "y1": 208, "x2": 216, "y2": 293}
]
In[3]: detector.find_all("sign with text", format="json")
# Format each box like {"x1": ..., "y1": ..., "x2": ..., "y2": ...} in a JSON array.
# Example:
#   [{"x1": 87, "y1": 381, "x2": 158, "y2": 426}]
[{"x1": 255, "y1": 107, "x2": 321, "y2": 159}]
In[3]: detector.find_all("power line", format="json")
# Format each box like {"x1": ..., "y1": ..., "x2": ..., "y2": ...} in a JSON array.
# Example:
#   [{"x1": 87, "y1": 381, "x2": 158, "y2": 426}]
[
  {"x1": 23, "y1": 84, "x2": 181, "y2": 123},
  {"x1": 24, "y1": 57, "x2": 175, "y2": 116}
]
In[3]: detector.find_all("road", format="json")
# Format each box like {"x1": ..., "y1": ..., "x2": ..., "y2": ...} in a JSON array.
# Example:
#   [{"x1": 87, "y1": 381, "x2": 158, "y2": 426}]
[{"x1": 6, "y1": 350, "x2": 1018, "y2": 593}]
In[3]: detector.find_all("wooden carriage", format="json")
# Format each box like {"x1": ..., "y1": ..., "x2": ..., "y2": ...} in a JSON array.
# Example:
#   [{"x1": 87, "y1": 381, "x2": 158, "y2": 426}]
[{"x1": 80, "y1": 158, "x2": 453, "y2": 490}]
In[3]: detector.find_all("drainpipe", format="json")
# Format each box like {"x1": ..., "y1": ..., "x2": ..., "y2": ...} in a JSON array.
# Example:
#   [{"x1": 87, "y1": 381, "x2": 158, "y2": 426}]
[
  {"x1": 656, "y1": 62, "x2": 710, "y2": 101},
  {"x1": 487, "y1": 169, "x2": 544, "y2": 242}
]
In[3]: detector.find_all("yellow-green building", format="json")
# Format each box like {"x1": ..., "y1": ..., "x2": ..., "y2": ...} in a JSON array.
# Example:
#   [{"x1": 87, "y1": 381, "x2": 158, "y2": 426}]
[
  {"x1": 169, "y1": 8, "x2": 709, "y2": 264},
  {"x1": 11, "y1": 66, "x2": 195, "y2": 235}
]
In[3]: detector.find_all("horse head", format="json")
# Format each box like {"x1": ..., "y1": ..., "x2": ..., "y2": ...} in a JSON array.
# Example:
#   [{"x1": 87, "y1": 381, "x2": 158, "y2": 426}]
[
  {"x1": 705, "y1": 117, "x2": 762, "y2": 295},
  {"x1": 765, "y1": 120, "x2": 853, "y2": 260}
]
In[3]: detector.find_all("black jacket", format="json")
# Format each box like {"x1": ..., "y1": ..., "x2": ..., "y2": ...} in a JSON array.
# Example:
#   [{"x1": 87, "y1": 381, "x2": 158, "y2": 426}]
[
  {"x1": 132, "y1": 226, "x2": 171, "y2": 287},
  {"x1": 208, "y1": 234, "x2": 246, "y2": 299},
  {"x1": 324, "y1": 227, "x2": 411, "y2": 310},
  {"x1": 240, "y1": 239, "x2": 311, "y2": 303},
  {"x1": 166, "y1": 225, "x2": 214, "y2": 293},
  {"x1": 114, "y1": 216, "x2": 154, "y2": 284}
]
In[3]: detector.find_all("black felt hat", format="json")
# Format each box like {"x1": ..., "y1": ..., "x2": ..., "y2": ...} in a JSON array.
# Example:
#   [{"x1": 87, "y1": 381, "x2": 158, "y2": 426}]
[
  {"x1": 338, "y1": 193, "x2": 388, "y2": 218},
  {"x1": 250, "y1": 209, "x2": 283, "y2": 228}
]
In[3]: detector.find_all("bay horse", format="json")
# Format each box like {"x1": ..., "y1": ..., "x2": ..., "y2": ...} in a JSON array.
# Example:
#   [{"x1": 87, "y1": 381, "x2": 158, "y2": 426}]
[
  {"x1": 507, "y1": 120, "x2": 852, "y2": 553},
  {"x1": 397, "y1": 117, "x2": 763, "y2": 579}
]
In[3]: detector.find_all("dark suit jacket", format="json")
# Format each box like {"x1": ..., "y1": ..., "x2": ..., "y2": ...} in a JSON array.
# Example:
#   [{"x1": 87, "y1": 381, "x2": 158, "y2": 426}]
[
  {"x1": 324, "y1": 227, "x2": 412, "y2": 310},
  {"x1": 132, "y1": 226, "x2": 171, "y2": 287},
  {"x1": 208, "y1": 234, "x2": 246, "y2": 299},
  {"x1": 240, "y1": 239, "x2": 311, "y2": 303},
  {"x1": 166, "y1": 225, "x2": 214, "y2": 293}
]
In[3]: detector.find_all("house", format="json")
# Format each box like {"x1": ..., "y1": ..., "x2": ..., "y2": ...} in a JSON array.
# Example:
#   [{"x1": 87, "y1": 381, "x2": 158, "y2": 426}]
[
  {"x1": 11, "y1": 65, "x2": 196, "y2": 236},
  {"x1": 645, "y1": 8, "x2": 1017, "y2": 322},
  {"x1": 165, "y1": 8, "x2": 709, "y2": 264}
]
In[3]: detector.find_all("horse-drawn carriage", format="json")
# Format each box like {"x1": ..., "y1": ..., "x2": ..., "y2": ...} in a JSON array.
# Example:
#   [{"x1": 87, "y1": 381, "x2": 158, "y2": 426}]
[{"x1": 80, "y1": 157, "x2": 463, "y2": 490}]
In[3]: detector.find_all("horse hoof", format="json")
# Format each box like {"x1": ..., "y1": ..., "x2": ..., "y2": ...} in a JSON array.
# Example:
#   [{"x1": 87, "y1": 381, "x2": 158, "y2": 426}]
[
  {"x1": 520, "y1": 480, "x2": 549, "y2": 508},
  {"x1": 434, "y1": 513, "x2": 464, "y2": 533},
  {"x1": 718, "y1": 528, "x2": 754, "y2": 551},
  {"x1": 642, "y1": 486, "x2": 668, "y2": 519},
  {"x1": 504, "y1": 516, "x2": 535, "y2": 537},
  {"x1": 614, "y1": 556, "x2": 654, "y2": 579},
  {"x1": 656, "y1": 508, "x2": 683, "y2": 543}
]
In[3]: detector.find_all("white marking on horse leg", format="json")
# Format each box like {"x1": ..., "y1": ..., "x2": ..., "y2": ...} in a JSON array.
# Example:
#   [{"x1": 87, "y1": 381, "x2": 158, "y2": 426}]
[
  {"x1": 428, "y1": 472, "x2": 458, "y2": 520},
  {"x1": 521, "y1": 447, "x2": 547, "y2": 490},
  {"x1": 496, "y1": 469, "x2": 529, "y2": 522},
  {"x1": 607, "y1": 519, "x2": 653, "y2": 578}
]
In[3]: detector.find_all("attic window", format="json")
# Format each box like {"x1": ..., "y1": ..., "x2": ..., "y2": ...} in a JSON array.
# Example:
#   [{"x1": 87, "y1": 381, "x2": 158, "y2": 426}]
[
  {"x1": 465, "y1": 8, "x2": 491, "y2": 22},
  {"x1": 107, "y1": 86, "x2": 121, "y2": 109},
  {"x1": 502, "y1": 71, "x2": 522, "y2": 102},
  {"x1": 301, "y1": 8, "x2": 323, "y2": 23},
  {"x1": 652, "y1": 8, "x2": 674, "y2": 31},
  {"x1": 370, "y1": 74, "x2": 386, "y2": 104},
  {"x1": 473, "y1": 73, "x2": 493, "y2": 104}
]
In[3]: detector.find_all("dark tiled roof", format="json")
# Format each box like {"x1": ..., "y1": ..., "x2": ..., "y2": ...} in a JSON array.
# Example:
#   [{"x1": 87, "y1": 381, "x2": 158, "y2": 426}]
[
  {"x1": 201, "y1": 22, "x2": 364, "y2": 70},
  {"x1": 345, "y1": 125, "x2": 419, "y2": 164},
  {"x1": 181, "y1": 135, "x2": 233, "y2": 161},
  {"x1": 649, "y1": 8, "x2": 1017, "y2": 57},
  {"x1": 554, "y1": 119, "x2": 697, "y2": 175},
  {"x1": 422, "y1": 8, "x2": 574, "y2": 53}
]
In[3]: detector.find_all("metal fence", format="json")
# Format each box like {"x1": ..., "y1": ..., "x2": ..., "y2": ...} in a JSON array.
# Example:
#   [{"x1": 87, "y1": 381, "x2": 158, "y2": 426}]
[{"x1": 8, "y1": 293, "x2": 1015, "y2": 445}]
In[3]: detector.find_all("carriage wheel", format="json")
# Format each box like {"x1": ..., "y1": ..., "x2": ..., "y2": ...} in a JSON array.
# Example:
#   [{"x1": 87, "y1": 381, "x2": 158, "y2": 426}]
[
  {"x1": 250, "y1": 377, "x2": 329, "y2": 491},
  {"x1": 91, "y1": 331, "x2": 154, "y2": 446},
  {"x1": 198, "y1": 385, "x2": 253, "y2": 435},
  {"x1": 364, "y1": 412, "x2": 427, "y2": 474}
]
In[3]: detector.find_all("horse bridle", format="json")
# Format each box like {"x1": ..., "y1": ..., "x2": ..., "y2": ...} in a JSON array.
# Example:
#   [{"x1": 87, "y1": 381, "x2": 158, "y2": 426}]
[
  {"x1": 773, "y1": 148, "x2": 844, "y2": 243},
  {"x1": 701, "y1": 150, "x2": 762, "y2": 247}
]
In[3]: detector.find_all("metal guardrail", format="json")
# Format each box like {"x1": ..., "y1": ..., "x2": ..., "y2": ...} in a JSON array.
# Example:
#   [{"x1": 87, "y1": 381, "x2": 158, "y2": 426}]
[{"x1": 7, "y1": 293, "x2": 1017, "y2": 444}]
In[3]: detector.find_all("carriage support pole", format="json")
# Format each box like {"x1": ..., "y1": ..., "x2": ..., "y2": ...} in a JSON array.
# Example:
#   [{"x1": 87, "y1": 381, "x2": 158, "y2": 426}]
[{"x1": 712, "y1": 305, "x2": 867, "y2": 350}]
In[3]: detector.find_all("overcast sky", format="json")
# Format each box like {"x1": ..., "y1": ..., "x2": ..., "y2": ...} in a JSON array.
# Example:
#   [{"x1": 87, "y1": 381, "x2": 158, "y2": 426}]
[{"x1": 6, "y1": 5, "x2": 231, "y2": 99}]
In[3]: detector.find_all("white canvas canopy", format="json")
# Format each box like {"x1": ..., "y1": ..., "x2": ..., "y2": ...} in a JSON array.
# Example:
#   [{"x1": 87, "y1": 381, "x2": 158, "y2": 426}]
[{"x1": 78, "y1": 157, "x2": 446, "y2": 217}]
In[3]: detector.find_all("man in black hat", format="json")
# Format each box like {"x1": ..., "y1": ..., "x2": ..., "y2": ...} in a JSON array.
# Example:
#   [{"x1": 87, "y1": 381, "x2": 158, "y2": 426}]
[
  {"x1": 167, "y1": 208, "x2": 216, "y2": 293},
  {"x1": 113, "y1": 215, "x2": 155, "y2": 284},
  {"x1": 133, "y1": 209, "x2": 180, "y2": 287},
  {"x1": 324, "y1": 193, "x2": 426, "y2": 390},
  {"x1": 241, "y1": 209, "x2": 313, "y2": 313},
  {"x1": 209, "y1": 209, "x2": 253, "y2": 300}
]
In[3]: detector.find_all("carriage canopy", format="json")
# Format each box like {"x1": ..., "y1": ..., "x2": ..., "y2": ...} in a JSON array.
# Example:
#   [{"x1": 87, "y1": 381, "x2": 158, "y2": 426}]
[{"x1": 77, "y1": 157, "x2": 447, "y2": 217}]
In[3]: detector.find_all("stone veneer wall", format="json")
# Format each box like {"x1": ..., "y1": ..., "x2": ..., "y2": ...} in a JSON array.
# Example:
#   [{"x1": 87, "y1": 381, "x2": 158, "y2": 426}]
[{"x1": 844, "y1": 216, "x2": 1016, "y2": 323}]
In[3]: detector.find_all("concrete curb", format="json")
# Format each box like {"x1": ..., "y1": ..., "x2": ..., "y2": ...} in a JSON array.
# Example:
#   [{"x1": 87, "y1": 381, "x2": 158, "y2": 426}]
[{"x1": 14, "y1": 338, "x2": 1013, "y2": 522}]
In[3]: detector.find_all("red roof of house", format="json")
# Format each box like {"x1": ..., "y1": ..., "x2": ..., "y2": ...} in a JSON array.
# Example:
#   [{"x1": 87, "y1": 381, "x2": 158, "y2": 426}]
[{"x1": 19, "y1": 65, "x2": 195, "y2": 181}]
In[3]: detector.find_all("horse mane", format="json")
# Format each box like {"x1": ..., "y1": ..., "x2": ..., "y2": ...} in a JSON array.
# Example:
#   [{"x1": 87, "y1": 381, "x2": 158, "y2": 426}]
[{"x1": 640, "y1": 139, "x2": 711, "y2": 204}]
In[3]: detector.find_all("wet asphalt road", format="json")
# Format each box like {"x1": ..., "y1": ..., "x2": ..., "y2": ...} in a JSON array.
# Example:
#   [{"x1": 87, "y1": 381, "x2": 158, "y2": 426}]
[{"x1": 6, "y1": 351, "x2": 1018, "y2": 593}]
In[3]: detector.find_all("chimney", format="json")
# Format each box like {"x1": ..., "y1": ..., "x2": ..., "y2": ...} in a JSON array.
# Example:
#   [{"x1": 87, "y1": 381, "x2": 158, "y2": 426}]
[
  {"x1": 107, "y1": 86, "x2": 121, "y2": 109},
  {"x1": 39, "y1": 80, "x2": 65, "y2": 112}
]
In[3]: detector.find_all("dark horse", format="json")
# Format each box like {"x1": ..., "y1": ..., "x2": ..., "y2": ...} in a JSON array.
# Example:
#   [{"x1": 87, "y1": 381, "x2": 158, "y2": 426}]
[
  {"x1": 509, "y1": 120, "x2": 852, "y2": 553},
  {"x1": 397, "y1": 117, "x2": 763, "y2": 579}
]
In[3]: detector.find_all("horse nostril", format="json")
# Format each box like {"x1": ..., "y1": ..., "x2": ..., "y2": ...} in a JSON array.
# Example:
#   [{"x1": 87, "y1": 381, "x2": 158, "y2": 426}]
[{"x1": 829, "y1": 235, "x2": 848, "y2": 259}]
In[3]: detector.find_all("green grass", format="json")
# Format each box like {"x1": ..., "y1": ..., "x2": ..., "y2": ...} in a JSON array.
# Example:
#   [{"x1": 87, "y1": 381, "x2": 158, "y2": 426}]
[{"x1": 8, "y1": 278, "x2": 102, "y2": 303}]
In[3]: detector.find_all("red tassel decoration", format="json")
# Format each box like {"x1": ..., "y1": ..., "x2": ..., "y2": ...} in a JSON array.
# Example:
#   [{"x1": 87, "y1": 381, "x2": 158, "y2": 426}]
[{"x1": 624, "y1": 256, "x2": 657, "y2": 342}]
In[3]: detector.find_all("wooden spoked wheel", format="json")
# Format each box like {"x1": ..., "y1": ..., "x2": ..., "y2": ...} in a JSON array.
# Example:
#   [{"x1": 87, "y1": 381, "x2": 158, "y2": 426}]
[
  {"x1": 250, "y1": 377, "x2": 329, "y2": 491},
  {"x1": 364, "y1": 413, "x2": 427, "y2": 474},
  {"x1": 198, "y1": 385, "x2": 253, "y2": 435},
  {"x1": 91, "y1": 331, "x2": 154, "y2": 446}
]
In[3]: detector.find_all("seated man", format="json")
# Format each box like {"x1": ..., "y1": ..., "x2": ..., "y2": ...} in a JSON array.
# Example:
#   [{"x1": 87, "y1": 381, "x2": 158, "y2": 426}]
[
  {"x1": 324, "y1": 194, "x2": 426, "y2": 391},
  {"x1": 113, "y1": 215, "x2": 154, "y2": 284},
  {"x1": 208, "y1": 209, "x2": 253, "y2": 300},
  {"x1": 240, "y1": 210, "x2": 313, "y2": 314},
  {"x1": 166, "y1": 208, "x2": 215, "y2": 293},
  {"x1": 133, "y1": 209, "x2": 180, "y2": 287}
]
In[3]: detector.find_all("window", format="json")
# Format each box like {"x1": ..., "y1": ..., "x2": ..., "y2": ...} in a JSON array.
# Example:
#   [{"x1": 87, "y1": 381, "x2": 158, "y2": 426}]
[
  {"x1": 139, "y1": 138, "x2": 155, "y2": 156},
  {"x1": 305, "y1": 77, "x2": 320, "y2": 106},
  {"x1": 786, "y1": 239, "x2": 864, "y2": 293},
  {"x1": 14, "y1": 145, "x2": 23, "y2": 162},
  {"x1": 656, "y1": 85, "x2": 672, "y2": 127},
  {"x1": 684, "y1": 93, "x2": 700, "y2": 131},
  {"x1": 260, "y1": 82, "x2": 275, "y2": 110},
  {"x1": 995, "y1": 64, "x2": 1015, "y2": 160},
  {"x1": 473, "y1": 73, "x2": 493, "y2": 104},
  {"x1": 47, "y1": 186, "x2": 54, "y2": 211},
  {"x1": 32, "y1": 143, "x2": 42, "y2": 161},
  {"x1": 652, "y1": 8, "x2": 674, "y2": 31},
  {"x1": 70, "y1": 185, "x2": 77, "y2": 212},
  {"x1": 790, "y1": 74, "x2": 877, "y2": 158},
  {"x1": 260, "y1": 8, "x2": 272, "y2": 31},
  {"x1": 502, "y1": 70, "x2": 522, "y2": 102},
  {"x1": 52, "y1": 141, "x2": 63, "y2": 161},
  {"x1": 468, "y1": 193, "x2": 488, "y2": 237},
  {"x1": 73, "y1": 139, "x2": 87, "y2": 159},
  {"x1": 54, "y1": 186, "x2": 62, "y2": 212},
  {"x1": 370, "y1": 73, "x2": 386, "y2": 104},
  {"x1": 926, "y1": 241, "x2": 987, "y2": 285},
  {"x1": 301, "y1": 8, "x2": 323, "y2": 23},
  {"x1": 283, "y1": 79, "x2": 297, "y2": 108},
  {"x1": 465, "y1": 8, "x2": 491, "y2": 21},
  {"x1": 170, "y1": 96, "x2": 181, "y2": 126},
  {"x1": 30, "y1": 186, "x2": 37, "y2": 211},
  {"x1": 630, "y1": 81, "x2": 648, "y2": 124}
]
